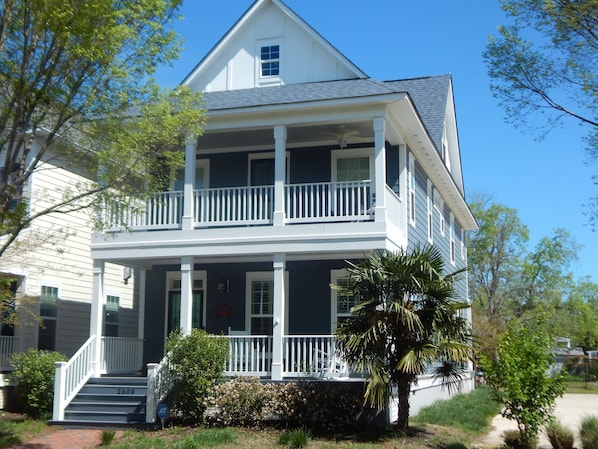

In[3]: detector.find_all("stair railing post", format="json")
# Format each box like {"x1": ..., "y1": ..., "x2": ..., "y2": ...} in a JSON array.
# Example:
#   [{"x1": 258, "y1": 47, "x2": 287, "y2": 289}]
[
  {"x1": 53, "y1": 361, "x2": 67, "y2": 421},
  {"x1": 146, "y1": 362, "x2": 158, "y2": 423}
]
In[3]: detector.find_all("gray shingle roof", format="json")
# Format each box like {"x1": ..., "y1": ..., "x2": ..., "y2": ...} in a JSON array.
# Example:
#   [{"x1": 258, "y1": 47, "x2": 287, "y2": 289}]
[{"x1": 202, "y1": 74, "x2": 451, "y2": 151}]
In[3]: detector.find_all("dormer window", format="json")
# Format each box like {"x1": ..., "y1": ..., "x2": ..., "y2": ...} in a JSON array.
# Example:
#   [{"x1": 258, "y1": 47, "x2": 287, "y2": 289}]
[{"x1": 260, "y1": 45, "x2": 280, "y2": 77}]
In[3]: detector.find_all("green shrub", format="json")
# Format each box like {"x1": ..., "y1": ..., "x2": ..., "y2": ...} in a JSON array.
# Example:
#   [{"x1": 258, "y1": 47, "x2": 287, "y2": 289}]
[
  {"x1": 444, "y1": 443, "x2": 468, "y2": 449},
  {"x1": 580, "y1": 416, "x2": 598, "y2": 449},
  {"x1": 165, "y1": 330, "x2": 229, "y2": 423},
  {"x1": 204, "y1": 378, "x2": 363, "y2": 430},
  {"x1": 278, "y1": 428, "x2": 311, "y2": 448},
  {"x1": 9, "y1": 348, "x2": 66, "y2": 418},
  {"x1": 545, "y1": 419, "x2": 574, "y2": 449}
]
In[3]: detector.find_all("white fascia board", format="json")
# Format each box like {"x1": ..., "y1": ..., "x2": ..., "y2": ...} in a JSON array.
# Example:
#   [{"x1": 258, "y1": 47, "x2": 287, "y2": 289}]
[
  {"x1": 388, "y1": 98, "x2": 477, "y2": 231},
  {"x1": 203, "y1": 92, "x2": 407, "y2": 131}
]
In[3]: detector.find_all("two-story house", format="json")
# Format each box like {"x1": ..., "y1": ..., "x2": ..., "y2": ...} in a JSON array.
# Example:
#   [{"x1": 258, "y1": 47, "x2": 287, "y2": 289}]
[{"x1": 52, "y1": 0, "x2": 477, "y2": 426}]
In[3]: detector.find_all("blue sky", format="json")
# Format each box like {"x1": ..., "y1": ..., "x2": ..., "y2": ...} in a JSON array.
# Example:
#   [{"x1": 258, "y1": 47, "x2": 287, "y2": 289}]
[{"x1": 155, "y1": 0, "x2": 597, "y2": 281}]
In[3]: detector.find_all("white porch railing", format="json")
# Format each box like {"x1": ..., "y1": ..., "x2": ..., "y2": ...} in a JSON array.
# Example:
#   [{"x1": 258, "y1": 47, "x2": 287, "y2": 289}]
[
  {"x1": 285, "y1": 181, "x2": 373, "y2": 223},
  {"x1": 100, "y1": 337, "x2": 144, "y2": 374},
  {"x1": 282, "y1": 335, "x2": 347, "y2": 378},
  {"x1": 0, "y1": 336, "x2": 17, "y2": 370},
  {"x1": 224, "y1": 335, "x2": 272, "y2": 377},
  {"x1": 103, "y1": 181, "x2": 376, "y2": 232},
  {"x1": 53, "y1": 335, "x2": 97, "y2": 421},
  {"x1": 194, "y1": 185, "x2": 274, "y2": 226},
  {"x1": 146, "y1": 355, "x2": 175, "y2": 423},
  {"x1": 104, "y1": 191, "x2": 184, "y2": 231}
]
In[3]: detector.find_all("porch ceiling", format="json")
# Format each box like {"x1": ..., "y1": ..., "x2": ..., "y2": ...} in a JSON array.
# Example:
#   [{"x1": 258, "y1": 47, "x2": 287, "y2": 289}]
[{"x1": 197, "y1": 120, "x2": 375, "y2": 151}]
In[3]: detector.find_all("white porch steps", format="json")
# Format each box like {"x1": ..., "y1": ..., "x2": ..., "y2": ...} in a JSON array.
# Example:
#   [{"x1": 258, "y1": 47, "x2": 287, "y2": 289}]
[{"x1": 60, "y1": 376, "x2": 147, "y2": 426}]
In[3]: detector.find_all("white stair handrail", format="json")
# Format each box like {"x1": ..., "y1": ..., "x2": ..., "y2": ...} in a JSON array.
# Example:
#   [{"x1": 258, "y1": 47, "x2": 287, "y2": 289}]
[
  {"x1": 146, "y1": 354, "x2": 175, "y2": 423},
  {"x1": 53, "y1": 335, "x2": 97, "y2": 421}
]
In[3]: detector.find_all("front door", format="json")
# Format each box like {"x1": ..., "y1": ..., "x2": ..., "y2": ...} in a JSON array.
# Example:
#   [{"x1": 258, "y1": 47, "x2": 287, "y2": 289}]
[{"x1": 167, "y1": 290, "x2": 204, "y2": 335}]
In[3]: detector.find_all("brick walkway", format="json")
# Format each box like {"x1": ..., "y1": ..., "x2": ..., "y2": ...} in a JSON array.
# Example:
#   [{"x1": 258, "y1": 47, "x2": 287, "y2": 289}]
[{"x1": 10, "y1": 428, "x2": 104, "y2": 449}]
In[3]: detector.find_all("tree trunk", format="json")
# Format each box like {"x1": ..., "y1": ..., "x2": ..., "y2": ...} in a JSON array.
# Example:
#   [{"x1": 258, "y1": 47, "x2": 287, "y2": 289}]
[{"x1": 396, "y1": 378, "x2": 411, "y2": 431}]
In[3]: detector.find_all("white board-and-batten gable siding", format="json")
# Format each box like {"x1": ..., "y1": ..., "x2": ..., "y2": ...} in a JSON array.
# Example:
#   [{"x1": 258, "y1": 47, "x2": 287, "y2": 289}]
[{"x1": 183, "y1": 0, "x2": 367, "y2": 93}]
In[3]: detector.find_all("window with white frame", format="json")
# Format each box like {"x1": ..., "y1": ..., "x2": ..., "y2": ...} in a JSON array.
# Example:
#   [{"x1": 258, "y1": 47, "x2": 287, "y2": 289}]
[
  {"x1": 450, "y1": 213, "x2": 456, "y2": 264},
  {"x1": 173, "y1": 160, "x2": 209, "y2": 191},
  {"x1": 434, "y1": 190, "x2": 445, "y2": 236},
  {"x1": 330, "y1": 270, "x2": 362, "y2": 331},
  {"x1": 408, "y1": 153, "x2": 416, "y2": 225},
  {"x1": 38, "y1": 285, "x2": 58, "y2": 351},
  {"x1": 247, "y1": 273, "x2": 274, "y2": 335},
  {"x1": 260, "y1": 44, "x2": 280, "y2": 77},
  {"x1": 427, "y1": 180, "x2": 433, "y2": 243},
  {"x1": 104, "y1": 295, "x2": 120, "y2": 337},
  {"x1": 461, "y1": 228, "x2": 466, "y2": 260}
]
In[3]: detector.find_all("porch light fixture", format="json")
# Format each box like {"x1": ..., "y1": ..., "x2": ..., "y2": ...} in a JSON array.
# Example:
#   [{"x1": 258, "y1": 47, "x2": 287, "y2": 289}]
[{"x1": 217, "y1": 279, "x2": 229, "y2": 293}]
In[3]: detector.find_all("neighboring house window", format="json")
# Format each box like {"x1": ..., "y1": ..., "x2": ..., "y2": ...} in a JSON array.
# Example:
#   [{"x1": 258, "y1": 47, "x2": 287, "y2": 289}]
[
  {"x1": 408, "y1": 153, "x2": 416, "y2": 225},
  {"x1": 427, "y1": 180, "x2": 433, "y2": 243},
  {"x1": 247, "y1": 273, "x2": 273, "y2": 335},
  {"x1": 38, "y1": 285, "x2": 58, "y2": 351},
  {"x1": 104, "y1": 295, "x2": 119, "y2": 337},
  {"x1": 260, "y1": 45, "x2": 280, "y2": 77},
  {"x1": 450, "y1": 213, "x2": 456, "y2": 264},
  {"x1": 331, "y1": 270, "x2": 361, "y2": 331}
]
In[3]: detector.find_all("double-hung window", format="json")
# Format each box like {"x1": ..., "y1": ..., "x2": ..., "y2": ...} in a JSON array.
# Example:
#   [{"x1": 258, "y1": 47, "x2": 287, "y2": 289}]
[
  {"x1": 450, "y1": 213, "x2": 456, "y2": 264},
  {"x1": 248, "y1": 275, "x2": 274, "y2": 335},
  {"x1": 408, "y1": 153, "x2": 416, "y2": 225},
  {"x1": 331, "y1": 270, "x2": 362, "y2": 331},
  {"x1": 427, "y1": 180, "x2": 433, "y2": 243},
  {"x1": 260, "y1": 45, "x2": 280, "y2": 77},
  {"x1": 104, "y1": 295, "x2": 120, "y2": 337},
  {"x1": 38, "y1": 285, "x2": 58, "y2": 351}
]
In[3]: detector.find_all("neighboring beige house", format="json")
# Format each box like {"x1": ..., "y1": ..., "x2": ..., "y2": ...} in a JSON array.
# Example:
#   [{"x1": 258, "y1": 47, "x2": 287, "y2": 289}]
[{"x1": 0, "y1": 133, "x2": 136, "y2": 407}]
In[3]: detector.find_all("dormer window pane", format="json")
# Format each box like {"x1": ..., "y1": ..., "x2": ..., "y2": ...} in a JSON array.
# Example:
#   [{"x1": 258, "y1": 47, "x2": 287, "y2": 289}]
[{"x1": 261, "y1": 45, "x2": 280, "y2": 76}]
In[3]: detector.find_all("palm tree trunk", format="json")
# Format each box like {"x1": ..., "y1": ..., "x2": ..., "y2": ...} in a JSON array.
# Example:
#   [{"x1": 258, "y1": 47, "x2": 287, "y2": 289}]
[{"x1": 396, "y1": 378, "x2": 411, "y2": 431}]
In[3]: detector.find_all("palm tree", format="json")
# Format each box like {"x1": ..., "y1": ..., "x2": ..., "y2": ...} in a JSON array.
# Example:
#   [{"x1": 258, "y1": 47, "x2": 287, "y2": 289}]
[{"x1": 334, "y1": 246, "x2": 473, "y2": 431}]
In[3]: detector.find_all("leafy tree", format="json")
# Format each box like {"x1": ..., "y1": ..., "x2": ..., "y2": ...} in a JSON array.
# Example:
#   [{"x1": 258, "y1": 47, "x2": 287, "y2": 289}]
[
  {"x1": 0, "y1": 0, "x2": 205, "y2": 257},
  {"x1": 334, "y1": 246, "x2": 473, "y2": 431},
  {"x1": 560, "y1": 278, "x2": 598, "y2": 350},
  {"x1": 484, "y1": 0, "x2": 597, "y2": 142},
  {"x1": 481, "y1": 318, "x2": 565, "y2": 449},
  {"x1": 467, "y1": 200, "x2": 529, "y2": 357}
]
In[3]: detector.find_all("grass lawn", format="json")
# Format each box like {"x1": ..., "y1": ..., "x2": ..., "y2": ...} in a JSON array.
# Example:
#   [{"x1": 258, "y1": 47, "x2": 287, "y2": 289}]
[{"x1": 565, "y1": 378, "x2": 598, "y2": 394}]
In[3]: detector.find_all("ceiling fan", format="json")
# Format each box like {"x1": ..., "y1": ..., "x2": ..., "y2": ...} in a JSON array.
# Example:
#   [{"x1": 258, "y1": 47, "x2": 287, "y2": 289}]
[{"x1": 323, "y1": 125, "x2": 362, "y2": 149}]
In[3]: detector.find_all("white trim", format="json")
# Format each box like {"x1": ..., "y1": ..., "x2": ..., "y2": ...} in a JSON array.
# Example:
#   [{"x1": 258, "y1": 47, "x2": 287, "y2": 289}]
[
  {"x1": 460, "y1": 227, "x2": 466, "y2": 260},
  {"x1": 426, "y1": 179, "x2": 433, "y2": 244},
  {"x1": 256, "y1": 39, "x2": 283, "y2": 87},
  {"x1": 247, "y1": 151, "x2": 290, "y2": 186},
  {"x1": 408, "y1": 152, "x2": 416, "y2": 226},
  {"x1": 163, "y1": 270, "x2": 207, "y2": 342},
  {"x1": 449, "y1": 213, "x2": 456, "y2": 265},
  {"x1": 245, "y1": 271, "x2": 289, "y2": 334},
  {"x1": 330, "y1": 269, "x2": 350, "y2": 332},
  {"x1": 331, "y1": 147, "x2": 374, "y2": 182}
]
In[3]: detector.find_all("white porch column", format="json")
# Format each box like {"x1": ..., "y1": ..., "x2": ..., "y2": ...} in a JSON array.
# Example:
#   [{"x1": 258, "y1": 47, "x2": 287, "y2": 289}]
[
  {"x1": 273, "y1": 125, "x2": 286, "y2": 226},
  {"x1": 270, "y1": 253, "x2": 286, "y2": 380},
  {"x1": 90, "y1": 260, "x2": 105, "y2": 377},
  {"x1": 182, "y1": 136, "x2": 197, "y2": 230},
  {"x1": 138, "y1": 268, "x2": 146, "y2": 340},
  {"x1": 180, "y1": 256, "x2": 193, "y2": 334},
  {"x1": 373, "y1": 116, "x2": 387, "y2": 223}
]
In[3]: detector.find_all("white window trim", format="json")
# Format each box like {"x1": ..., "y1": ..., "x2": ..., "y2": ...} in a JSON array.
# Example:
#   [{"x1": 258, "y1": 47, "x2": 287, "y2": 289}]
[
  {"x1": 427, "y1": 180, "x2": 433, "y2": 244},
  {"x1": 245, "y1": 271, "x2": 289, "y2": 334},
  {"x1": 37, "y1": 282, "x2": 60, "y2": 350},
  {"x1": 331, "y1": 269, "x2": 360, "y2": 332},
  {"x1": 164, "y1": 270, "x2": 207, "y2": 342},
  {"x1": 331, "y1": 147, "x2": 375, "y2": 182},
  {"x1": 460, "y1": 227, "x2": 466, "y2": 260},
  {"x1": 256, "y1": 39, "x2": 283, "y2": 87},
  {"x1": 104, "y1": 294, "x2": 120, "y2": 337},
  {"x1": 434, "y1": 191, "x2": 445, "y2": 237},
  {"x1": 247, "y1": 151, "x2": 290, "y2": 186},
  {"x1": 450, "y1": 213, "x2": 456, "y2": 265},
  {"x1": 408, "y1": 152, "x2": 416, "y2": 226},
  {"x1": 173, "y1": 158, "x2": 210, "y2": 191}
]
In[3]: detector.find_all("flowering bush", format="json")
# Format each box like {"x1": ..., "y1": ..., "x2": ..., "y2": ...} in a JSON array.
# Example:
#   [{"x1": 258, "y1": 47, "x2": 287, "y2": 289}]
[{"x1": 205, "y1": 377, "x2": 364, "y2": 429}]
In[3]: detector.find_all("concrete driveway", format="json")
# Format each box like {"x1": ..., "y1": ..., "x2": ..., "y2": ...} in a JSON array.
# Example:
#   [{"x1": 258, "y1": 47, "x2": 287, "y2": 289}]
[{"x1": 479, "y1": 394, "x2": 598, "y2": 448}]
